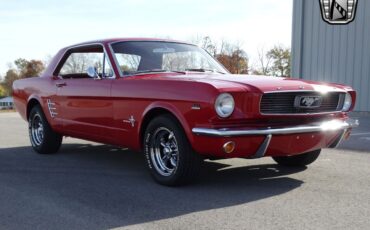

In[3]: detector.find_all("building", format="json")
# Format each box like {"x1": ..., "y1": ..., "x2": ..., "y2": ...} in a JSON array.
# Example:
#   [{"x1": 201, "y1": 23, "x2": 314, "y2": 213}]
[
  {"x1": 0, "y1": 96, "x2": 14, "y2": 110},
  {"x1": 292, "y1": 0, "x2": 369, "y2": 112}
]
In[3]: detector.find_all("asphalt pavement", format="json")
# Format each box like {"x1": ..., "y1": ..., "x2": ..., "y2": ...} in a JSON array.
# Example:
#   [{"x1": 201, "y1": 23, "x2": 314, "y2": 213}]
[{"x1": 0, "y1": 112, "x2": 369, "y2": 230}]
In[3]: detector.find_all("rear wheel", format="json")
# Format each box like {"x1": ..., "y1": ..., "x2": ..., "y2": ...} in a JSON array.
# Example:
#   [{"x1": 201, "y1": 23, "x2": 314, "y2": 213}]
[
  {"x1": 272, "y1": 149, "x2": 321, "y2": 167},
  {"x1": 144, "y1": 114, "x2": 202, "y2": 186},
  {"x1": 29, "y1": 105, "x2": 62, "y2": 154}
]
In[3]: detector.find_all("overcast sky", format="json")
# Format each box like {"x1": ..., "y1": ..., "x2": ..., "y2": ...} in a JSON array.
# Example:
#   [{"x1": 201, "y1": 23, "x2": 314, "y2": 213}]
[{"x1": 0, "y1": 0, "x2": 292, "y2": 76}]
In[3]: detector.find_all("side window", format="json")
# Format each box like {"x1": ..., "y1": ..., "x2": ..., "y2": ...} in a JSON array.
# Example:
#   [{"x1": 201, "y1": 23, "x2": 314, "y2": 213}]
[
  {"x1": 115, "y1": 54, "x2": 141, "y2": 74},
  {"x1": 60, "y1": 52, "x2": 102, "y2": 77},
  {"x1": 59, "y1": 50, "x2": 114, "y2": 79}
]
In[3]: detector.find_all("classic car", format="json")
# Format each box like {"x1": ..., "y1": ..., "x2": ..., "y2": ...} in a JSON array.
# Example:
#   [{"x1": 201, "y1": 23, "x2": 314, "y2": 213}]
[{"x1": 13, "y1": 38, "x2": 358, "y2": 186}]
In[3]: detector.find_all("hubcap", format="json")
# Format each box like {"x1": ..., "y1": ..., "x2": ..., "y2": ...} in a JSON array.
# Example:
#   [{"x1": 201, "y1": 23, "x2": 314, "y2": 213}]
[
  {"x1": 149, "y1": 127, "x2": 179, "y2": 176},
  {"x1": 30, "y1": 114, "x2": 44, "y2": 146}
]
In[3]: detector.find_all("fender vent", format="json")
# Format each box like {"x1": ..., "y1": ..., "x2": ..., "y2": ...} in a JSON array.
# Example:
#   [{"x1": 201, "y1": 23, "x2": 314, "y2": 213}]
[{"x1": 47, "y1": 99, "x2": 58, "y2": 118}]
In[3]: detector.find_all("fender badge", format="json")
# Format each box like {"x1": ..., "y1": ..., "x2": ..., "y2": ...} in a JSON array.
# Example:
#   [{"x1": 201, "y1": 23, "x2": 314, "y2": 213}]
[
  {"x1": 191, "y1": 104, "x2": 201, "y2": 110},
  {"x1": 123, "y1": 115, "x2": 135, "y2": 127}
]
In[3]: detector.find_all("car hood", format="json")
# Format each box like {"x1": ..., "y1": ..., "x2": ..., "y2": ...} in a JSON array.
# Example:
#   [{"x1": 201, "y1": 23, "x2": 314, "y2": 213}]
[{"x1": 140, "y1": 73, "x2": 350, "y2": 93}]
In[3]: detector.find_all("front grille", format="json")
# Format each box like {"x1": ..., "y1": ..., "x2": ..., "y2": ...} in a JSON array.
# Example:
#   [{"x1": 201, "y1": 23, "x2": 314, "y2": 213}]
[{"x1": 260, "y1": 91, "x2": 345, "y2": 114}]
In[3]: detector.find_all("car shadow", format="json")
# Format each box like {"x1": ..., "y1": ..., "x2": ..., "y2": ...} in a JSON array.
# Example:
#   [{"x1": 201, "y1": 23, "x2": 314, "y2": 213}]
[{"x1": 0, "y1": 144, "x2": 306, "y2": 229}]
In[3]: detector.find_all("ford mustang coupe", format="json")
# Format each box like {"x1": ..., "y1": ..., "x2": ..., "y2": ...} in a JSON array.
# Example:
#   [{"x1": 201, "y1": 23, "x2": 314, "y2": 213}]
[{"x1": 13, "y1": 38, "x2": 358, "y2": 186}]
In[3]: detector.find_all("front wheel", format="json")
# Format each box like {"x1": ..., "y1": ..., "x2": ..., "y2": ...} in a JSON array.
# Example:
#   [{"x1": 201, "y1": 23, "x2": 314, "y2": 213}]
[
  {"x1": 144, "y1": 114, "x2": 202, "y2": 186},
  {"x1": 272, "y1": 149, "x2": 321, "y2": 167},
  {"x1": 29, "y1": 105, "x2": 62, "y2": 154}
]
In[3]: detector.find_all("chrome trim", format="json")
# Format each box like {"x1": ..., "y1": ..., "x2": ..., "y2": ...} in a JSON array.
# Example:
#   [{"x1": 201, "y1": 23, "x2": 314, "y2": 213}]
[
  {"x1": 336, "y1": 93, "x2": 346, "y2": 110},
  {"x1": 328, "y1": 129, "x2": 347, "y2": 148},
  {"x1": 259, "y1": 90, "x2": 345, "y2": 116},
  {"x1": 192, "y1": 119, "x2": 359, "y2": 137},
  {"x1": 293, "y1": 95, "x2": 323, "y2": 108},
  {"x1": 262, "y1": 90, "x2": 345, "y2": 94},
  {"x1": 107, "y1": 43, "x2": 123, "y2": 78},
  {"x1": 46, "y1": 99, "x2": 58, "y2": 118},
  {"x1": 253, "y1": 134, "x2": 272, "y2": 158},
  {"x1": 53, "y1": 43, "x2": 116, "y2": 79},
  {"x1": 191, "y1": 104, "x2": 201, "y2": 110}
]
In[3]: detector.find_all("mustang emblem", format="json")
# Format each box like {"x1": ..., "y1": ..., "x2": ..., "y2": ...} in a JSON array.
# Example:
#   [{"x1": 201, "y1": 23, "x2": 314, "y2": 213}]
[
  {"x1": 294, "y1": 96, "x2": 322, "y2": 108},
  {"x1": 123, "y1": 115, "x2": 136, "y2": 127}
]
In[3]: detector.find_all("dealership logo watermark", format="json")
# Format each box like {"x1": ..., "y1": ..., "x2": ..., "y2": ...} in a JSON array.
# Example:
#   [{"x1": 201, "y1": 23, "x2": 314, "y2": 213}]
[{"x1": 319, "y1": 0, "x2": 358, "y2": 24}]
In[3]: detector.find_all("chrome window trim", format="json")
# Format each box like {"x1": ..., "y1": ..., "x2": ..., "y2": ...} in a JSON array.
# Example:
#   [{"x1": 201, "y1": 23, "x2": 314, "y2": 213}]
[
  {"x1": 53, "y1": 43, "x2": 116, "y2": 80},
  {"x1": 107, "y1": 42, "x2": 123, "y2": 78}
]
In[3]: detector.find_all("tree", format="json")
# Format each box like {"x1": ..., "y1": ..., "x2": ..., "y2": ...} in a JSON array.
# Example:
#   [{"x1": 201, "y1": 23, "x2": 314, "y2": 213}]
[
  {"x1": 0, "y1": 58, "x2": 45, "y2": 96},
  {"x1": 251, "y1": 45, "x2": 291, "y2": 77},
  {"x1": 190, "y1": 36, "x2": 249, "y2": 74},
  {"x1": 15, "y1": 58, "x2": 45, "y2": 78},
  {"x1": 200, "y1": 36, "x2": 218, "y2": 56},
  {"x1": 14, "y1": 58, "x2": 28, "y2": 73},
  {"x1": 0, "y1": 84, "x2": 6, "y2": 97},
  {"x1": 216, "y1": 43, "x2": 249, "y2": 74},
  {"x1": 1, "y1": 69, "x2": 19, "y2": 96},
  {"x1": 266, "y1": 45, "x2": 291, "y2": 77},
  {"x1": 252, "y1": 47, "x2": 273, "y2": 75}
]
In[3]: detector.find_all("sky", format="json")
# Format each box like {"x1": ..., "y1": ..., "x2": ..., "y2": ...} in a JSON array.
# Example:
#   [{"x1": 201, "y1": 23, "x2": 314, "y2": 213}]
[{"x1": 0, "y1": 0, "x2": 292, "y2": 76}]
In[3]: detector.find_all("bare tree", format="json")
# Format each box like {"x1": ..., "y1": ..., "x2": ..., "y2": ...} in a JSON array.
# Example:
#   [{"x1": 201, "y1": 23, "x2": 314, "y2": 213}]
[
  {"x1": 267, "y1": 45, "x2": 291, "y2": 77},
  {"x1": 252, "y1": 47, "x2": 273, "y2": 75}
]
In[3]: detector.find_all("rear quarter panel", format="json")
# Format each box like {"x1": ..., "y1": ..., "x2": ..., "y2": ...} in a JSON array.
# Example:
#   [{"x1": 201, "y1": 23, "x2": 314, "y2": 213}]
[{"x1": 13, "y1": 77, "x2": 57, "y2": 126}]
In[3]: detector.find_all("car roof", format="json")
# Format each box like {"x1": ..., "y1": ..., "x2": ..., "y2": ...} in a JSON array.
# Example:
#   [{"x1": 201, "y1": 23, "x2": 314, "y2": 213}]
[{"x1": 65, "y1": 38, "x2": 195, "y2": 49}]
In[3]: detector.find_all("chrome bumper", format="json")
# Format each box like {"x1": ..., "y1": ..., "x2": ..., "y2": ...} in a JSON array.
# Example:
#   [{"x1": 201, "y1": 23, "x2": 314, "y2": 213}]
[
  {"x1": 192, "y1": 119, "x2": 359, "y2": 137},
  {"x1": 192, "y1": 118, "x2": 359, "y2": 158}
]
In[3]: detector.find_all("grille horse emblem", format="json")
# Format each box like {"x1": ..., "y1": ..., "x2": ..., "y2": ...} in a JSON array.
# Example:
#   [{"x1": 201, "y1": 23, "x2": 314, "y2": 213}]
[
  {"x1": 319, "y1": 0, "x2": 358, "y2": 24},
  {"x1": 302, "y1": 98, "x2": 319, "y2": 107},
  {"x1": 294, "y1": 96, "x2": 323, "y2": 108}
]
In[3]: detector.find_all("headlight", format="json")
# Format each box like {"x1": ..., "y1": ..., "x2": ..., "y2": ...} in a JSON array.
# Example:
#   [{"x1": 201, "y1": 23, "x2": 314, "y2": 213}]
[
  {"x1": 215, "y1": 93, "x2": 235, "y2": 118},
  {"x1": 342, "y1": 93, "x2": 352, "y2": 111}
]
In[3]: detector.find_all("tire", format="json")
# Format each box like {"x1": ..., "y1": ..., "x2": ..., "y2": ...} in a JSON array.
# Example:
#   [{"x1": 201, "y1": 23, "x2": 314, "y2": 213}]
[
  {"x1": 144, "y1": 114, "x2": 202, "y2": 186},
  {"x1": 28, "y1": 105, "x2": 62, "y2": 154},
  {"x1": 272, "y1": 149, "x2": 321, "y2": 167}
]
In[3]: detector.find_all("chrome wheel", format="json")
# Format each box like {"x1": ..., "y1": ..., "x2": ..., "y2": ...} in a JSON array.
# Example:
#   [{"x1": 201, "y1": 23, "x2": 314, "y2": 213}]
[
  {"x1": 30, "y1": 114, "x2": 44, "y2": 146},
  {"x1": 149, "y1": 127, "x2": 179, "y2": 176}
]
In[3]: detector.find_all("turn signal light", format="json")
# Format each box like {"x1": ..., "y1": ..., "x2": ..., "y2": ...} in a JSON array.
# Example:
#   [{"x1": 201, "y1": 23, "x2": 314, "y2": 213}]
[{"x1": 223, "y1": 141, "x2": 236, "y2": 154}]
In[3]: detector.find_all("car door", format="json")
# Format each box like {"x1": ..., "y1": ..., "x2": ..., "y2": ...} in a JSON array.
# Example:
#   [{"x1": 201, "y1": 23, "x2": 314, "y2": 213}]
[{"x1": 53, "y1": 45, "x2": 115, "y2": 143}]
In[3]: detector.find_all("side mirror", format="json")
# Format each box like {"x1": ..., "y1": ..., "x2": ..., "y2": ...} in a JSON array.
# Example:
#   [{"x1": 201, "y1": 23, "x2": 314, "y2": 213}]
[{"x1": 86, "y1": 66, "x2": 100, "y2": 79}]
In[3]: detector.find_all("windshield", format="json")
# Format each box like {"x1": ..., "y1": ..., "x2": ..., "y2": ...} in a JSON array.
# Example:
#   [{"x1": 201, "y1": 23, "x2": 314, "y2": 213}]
[{"x1": 111, "y1": 41, "x2": 228, "y2": 76}]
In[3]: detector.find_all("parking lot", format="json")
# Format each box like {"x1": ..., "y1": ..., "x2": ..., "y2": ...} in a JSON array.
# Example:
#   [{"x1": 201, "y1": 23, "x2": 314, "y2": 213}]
[{"x1": 0, "y1": 112, "x2": 369, "y2": 230}]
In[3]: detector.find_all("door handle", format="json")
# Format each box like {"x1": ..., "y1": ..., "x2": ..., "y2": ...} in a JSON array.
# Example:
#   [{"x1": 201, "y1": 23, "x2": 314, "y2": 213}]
[{"x1": 56, "y1": 82, "x2": 67, "y2": 88}]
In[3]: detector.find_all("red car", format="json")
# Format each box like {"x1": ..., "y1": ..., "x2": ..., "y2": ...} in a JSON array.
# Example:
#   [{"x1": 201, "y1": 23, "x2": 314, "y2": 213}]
[{"x1": 13, "y1": 38, "x2": 358, "y2": 186}]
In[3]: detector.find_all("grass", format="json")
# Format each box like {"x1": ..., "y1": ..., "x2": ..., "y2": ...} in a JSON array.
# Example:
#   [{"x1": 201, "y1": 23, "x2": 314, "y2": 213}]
[{"x1": 0, "y1": 109, "x2": 16, "y2": 113}]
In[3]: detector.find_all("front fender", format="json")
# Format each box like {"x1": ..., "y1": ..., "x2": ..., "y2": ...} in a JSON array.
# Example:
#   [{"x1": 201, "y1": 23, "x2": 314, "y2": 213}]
[{"x1": 140, "y1": 101, "x2": 195, "y2": 147}]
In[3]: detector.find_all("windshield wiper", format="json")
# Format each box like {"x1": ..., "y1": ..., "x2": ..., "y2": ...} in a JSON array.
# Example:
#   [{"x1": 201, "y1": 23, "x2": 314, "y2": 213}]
[{"x1": 185, "y1": 68, "x2": 226, "y2": 74}]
